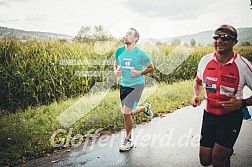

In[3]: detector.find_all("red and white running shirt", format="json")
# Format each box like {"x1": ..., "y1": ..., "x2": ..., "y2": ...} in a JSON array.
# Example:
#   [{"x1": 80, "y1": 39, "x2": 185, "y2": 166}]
[{"x1": 196, "y1": 52, "x2": 252, "y2": 115}]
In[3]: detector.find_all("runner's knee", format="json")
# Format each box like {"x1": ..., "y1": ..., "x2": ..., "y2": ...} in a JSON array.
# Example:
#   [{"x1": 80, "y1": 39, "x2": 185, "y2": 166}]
[
  {"x1": 122, "y1": 106, "x2": 132, "y2": 115},
  {"x1": 212, "y1": 144, "x2": 231, "y2": 167},
  {"x1": 200, "y1": 156, "x2": 212, "y2": 166},
  {"x1": 199, "y1": 146, "x2": 212, "y2": 166}
]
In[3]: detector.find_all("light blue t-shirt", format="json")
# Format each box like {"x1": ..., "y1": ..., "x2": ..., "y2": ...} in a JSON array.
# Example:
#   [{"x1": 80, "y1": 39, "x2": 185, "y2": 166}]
[{"x1": 115, "y1": 46, "x2": 152, "y2": 87}]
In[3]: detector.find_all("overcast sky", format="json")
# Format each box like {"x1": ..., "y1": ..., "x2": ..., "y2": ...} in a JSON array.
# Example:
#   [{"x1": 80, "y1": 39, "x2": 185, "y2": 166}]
[{"x1": 0, "y1": 0, "x2": 252, "y2": 38}]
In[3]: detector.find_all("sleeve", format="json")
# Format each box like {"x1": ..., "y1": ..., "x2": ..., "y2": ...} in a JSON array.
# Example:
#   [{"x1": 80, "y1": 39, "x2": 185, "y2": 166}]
[
  {"x1": 244, "y1": 58, "x2": 252, "y2": 90},
  {"x1": 114, "y1": 46, "x2": 126, "y2": 64},
  {"x1": 141, "y1": 52, "x2": 152, "y2": 67},
  {"x1": 195, "y1": 58, "x2": 203, "y2": 83},
  {"x1": 114, "y1": 48, "x2": 119, "y2": 63}
]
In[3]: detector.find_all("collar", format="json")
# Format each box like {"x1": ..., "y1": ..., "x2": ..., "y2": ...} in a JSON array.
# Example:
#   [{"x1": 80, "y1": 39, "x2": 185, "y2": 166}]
[{"x1": 213, "y1": 52, "x2": 237, "y2": 65}]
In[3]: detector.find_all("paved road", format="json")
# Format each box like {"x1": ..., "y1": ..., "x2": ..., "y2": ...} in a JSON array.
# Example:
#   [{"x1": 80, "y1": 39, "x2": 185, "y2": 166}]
[{"x1": 18, "y1": 87, "x2": 252, "y2": 167}]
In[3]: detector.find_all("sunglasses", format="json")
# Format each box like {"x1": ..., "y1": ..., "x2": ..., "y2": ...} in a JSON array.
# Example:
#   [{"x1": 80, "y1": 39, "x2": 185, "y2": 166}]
[{"x1": 213, "y1": 34, "x2": 236, "y2": 41}]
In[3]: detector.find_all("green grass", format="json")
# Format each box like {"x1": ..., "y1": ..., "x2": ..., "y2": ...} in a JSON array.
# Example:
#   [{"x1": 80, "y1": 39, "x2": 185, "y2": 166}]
[{"x1": 0, "y1": 80, "x2": 195, "y2": 165}]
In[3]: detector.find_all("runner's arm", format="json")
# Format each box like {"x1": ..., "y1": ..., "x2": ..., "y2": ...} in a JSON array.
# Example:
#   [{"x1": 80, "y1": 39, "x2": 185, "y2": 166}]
[
  {"x1": 131, "y1": 63, "x2": 154, "y2": 76},
  {"x1": 193, "y1": 78, "x2": 203, "y2": 97},
  {"x1": 191, "y1": 79, "x2": 203, "y2": 107},
  {"x1": 141, "y1": 63, "x2": 154, "y2": 75},
  {"x1": 114, "y1": 62, "x2": 121, "y2": 76},
  {"x1": 240, "y1": 96, "x2": 252, "y2": 107},
  {"x1": 114, "y1": 62, "x2": 119, "y2": 70}
]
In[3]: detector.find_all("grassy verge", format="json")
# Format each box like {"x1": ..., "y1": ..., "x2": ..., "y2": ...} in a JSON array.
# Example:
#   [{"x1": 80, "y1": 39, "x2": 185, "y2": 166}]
[{"x1": 0, "y1": 80, "x2": 195, "y2": 165}]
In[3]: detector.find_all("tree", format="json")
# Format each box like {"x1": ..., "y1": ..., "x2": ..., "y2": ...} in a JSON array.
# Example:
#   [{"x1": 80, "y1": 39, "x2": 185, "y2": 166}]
[
  {"x1": 183, "y1": 42, "x2": 189, "y2": 47},
  {"x1": 93, "y1": 25, "x2": 113, "y2": 41},
  {"x1": 171, "y1": 38, "x2": 181, "y2": 46},
  {"x1": 156, "y1": 41, "x2": 162, "y2": 45},
  {"x1": 74, "y1": 26, "x2": 92, "y2": 43},
  {"x1": 190, "y1": 38, "x2": 196, "y2": 47},
  {"x1": 74, "y1": 25, "x2": 114, "y2": 43}
]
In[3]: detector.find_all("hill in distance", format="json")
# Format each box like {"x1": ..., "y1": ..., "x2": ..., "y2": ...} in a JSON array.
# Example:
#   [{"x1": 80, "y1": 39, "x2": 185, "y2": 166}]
[
  {"x1": 0, "y1": 26, "x2": 73, "y2": 41},
  {"x1": 1, "y1": 26, "x2": 252, "y2": 46},
  {"x1": 156, "y1": 27, "x2": 252, "y2": 46}
]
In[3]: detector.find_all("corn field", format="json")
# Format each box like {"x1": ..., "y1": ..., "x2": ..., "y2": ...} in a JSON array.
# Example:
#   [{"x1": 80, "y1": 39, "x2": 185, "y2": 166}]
[{"x1": 0, "y1": 38, "x2": 252, "y2": 111}]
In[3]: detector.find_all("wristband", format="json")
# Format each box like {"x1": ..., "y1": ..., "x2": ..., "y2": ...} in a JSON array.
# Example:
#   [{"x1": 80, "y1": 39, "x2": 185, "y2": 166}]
[{"x1": 242, "y1": 99, "x2": 247, "y2": 107}]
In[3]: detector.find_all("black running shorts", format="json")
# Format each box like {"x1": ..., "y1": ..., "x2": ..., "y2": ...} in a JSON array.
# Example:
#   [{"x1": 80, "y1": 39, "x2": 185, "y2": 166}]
[
  {"x1": 120, "y1": 84, "x2": 144, "y2": 111},
  {"x1": 200, "y1": 109, "x2": 243, "y2": 149}
]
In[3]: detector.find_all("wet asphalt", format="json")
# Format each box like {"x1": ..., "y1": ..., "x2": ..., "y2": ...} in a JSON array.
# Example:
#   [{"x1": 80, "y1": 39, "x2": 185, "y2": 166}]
[{"x1": 18, "y1": 87, "x2": 252, "y2": 167}]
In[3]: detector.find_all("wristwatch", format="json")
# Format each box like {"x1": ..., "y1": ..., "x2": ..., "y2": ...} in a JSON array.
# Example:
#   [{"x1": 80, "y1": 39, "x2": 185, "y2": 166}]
[{"x1": 242, "y1": 99, "x2": 247, "y2": 107}]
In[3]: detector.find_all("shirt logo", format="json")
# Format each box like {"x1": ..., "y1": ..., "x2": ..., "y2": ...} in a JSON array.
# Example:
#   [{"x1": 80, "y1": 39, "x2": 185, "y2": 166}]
[
  {"x1": 125, "y1": 61, "x2": 130, "y2": 66},
  {"x1": 221, "y1": 75, "x2": 236, "y2": 84},
  {"x1": 204, "y1": 77, "x2": 217, "y2": 83},
  {"x1": 220, "y1": 85, "x2": 235, "y2": 94},
  {"x1": 121, "y1": 58, "x2": 134, "y2": 69},
  {"x1": 203, "y1": 83, "x2": 216, "y2": 93}
]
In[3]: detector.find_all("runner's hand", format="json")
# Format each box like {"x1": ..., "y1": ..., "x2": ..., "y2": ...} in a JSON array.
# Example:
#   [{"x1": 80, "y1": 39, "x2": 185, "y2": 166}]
[
  {"x1": 219, "y1": 94, "x2": 241, "y2": 111},
  {"x1": 131, "y1": 68, "x2": 142, "y2": 76},
  {"x1": 114, "y1": 68, "x2": 122, "y2": 76},
  {"x1": 191, "y1": 96, "x2": 201, "y2": 107}
]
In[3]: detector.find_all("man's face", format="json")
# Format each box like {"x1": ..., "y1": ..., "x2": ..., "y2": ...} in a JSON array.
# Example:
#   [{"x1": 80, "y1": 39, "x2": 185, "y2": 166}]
[
  {"x1": 124, "y1": 29, "x2": 137, "y2": 45},
  {"x1": 213, "y1": 29, "x2": 237, "y2": 55}
]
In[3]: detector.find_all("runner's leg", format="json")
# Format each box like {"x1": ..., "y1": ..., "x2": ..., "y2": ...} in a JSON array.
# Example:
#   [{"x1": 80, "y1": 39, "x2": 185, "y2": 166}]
[
  {"x1": 212, "y1": 143, "x2": 232, "y2": 167},
  {"x1": 199, "y1": 146, "x2": 213, "y2": 166},
  {"x1": 123, "y1": 105, "x2": 133, "y2": 139},
  {"x1": 131, "y1": 106, "x2": 145, "y2": 115}
]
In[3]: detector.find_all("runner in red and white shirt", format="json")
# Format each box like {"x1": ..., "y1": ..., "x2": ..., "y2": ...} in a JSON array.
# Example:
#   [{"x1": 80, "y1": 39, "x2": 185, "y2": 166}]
[
  {"x1": 196, "y1": 52, "x2": 252, "y2": 115},
  {"x1": 191, "y1": 25, "x2": 252, "y2": 167}
]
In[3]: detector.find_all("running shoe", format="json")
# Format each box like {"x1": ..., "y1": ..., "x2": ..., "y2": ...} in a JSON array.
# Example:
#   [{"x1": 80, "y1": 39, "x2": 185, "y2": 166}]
[
  {"x1": 144, "y1": 102, "x2": 153, "y2": 119},
  {"x1": 119, "y1": 138, "x2": 134, "y2": 151}
]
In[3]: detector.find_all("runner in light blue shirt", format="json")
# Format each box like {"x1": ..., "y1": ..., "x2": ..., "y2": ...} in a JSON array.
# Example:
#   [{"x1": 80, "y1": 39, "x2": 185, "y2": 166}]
[{"x1": 113, "y1": 28, "x2": 154, "y2": 152}]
